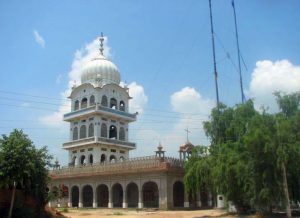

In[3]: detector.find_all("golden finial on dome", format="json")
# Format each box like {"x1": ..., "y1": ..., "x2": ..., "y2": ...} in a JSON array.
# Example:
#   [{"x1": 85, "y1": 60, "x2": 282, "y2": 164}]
[{"x1": 99, "y1": 32, "x2": 104, "y2": 55}]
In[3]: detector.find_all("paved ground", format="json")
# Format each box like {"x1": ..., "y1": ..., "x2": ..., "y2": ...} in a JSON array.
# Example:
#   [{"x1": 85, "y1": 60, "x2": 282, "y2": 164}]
[{"x1": 59, "y1": 208, "x2": 254, "y2": 218}]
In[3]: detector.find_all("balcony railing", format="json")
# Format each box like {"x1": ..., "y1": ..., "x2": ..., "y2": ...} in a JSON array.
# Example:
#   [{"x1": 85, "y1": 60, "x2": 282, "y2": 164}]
[
  {"x1": 50, "y1": 156, "x2": 184, "y2": 178},
  {"x1": 62, "y1": 136, "x2": 136, "y2": 148},
  {"x1": 63, "y1": 105, "x2": 136, "y2": 121}
]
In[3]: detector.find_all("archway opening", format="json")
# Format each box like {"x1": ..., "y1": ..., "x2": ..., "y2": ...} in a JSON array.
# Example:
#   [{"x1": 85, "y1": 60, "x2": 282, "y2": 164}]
[
  {"x1": 89, "y1": 154, "x2": 93, "y2": 165},
  {"x1": 119, "y1": 127, "x2": 125, "y2": 141},
  {"x1": 80, "y1": 155, "x2": 86, "y2": 166},
  {"x1": 97, "y1": 184, "x2": 109, "y2": 207},
  {"x1": 73, "y1": 127, "x2": 78, "y2": 140},
  {"x1": 112, "y1": 183, "x2": 123, "y2": 207},
  {"x1": 80, "y1": 125, "x2": 87, "y2": 139},
  {"x1": 173, "y1": 181, "x2": 184, "y2": 207},
  {"x1": 109, "y1": 125, "x2": 117, "y2": 139},
  {"x1": 71, "y1": 186, "x2": 79, "y2": 207},
  {"x1": 89, "y1": 95, "x2": 95, "y2": 106},
  {"x1": 110, "y1": 98, "x2": 117, "y2": 109},
  {"x1": 74, "y1": 100, "x2": 79, "y2": 110},
  {"x1": 81, "y1": 98, "x2": 88, "y2": 109},
  {"x1": 82, "y1": 185, "x2": 93, "y2": 207},
  {"x1": 110, "y1": 155, "x2": 116, "y2": 163},
  {"x1": 143, "y1": 182, "x2": 159, "y2": 208},
  {"x1": 100, "y1": 154, "x2": 106, "y2": 163},
  {"x1": 101, "y1": 95, "x2": 108, "y2": 107},
  {"x1": 119, "y1": 101, "x2": 125, "y2": 111},
  {"x1": 127, "y1": 183, "x2": 138, "y2": 208},
  {"x1": 88, "y1": 123, "x2": 94, "y2": 137},
  {"x1": 101, "y1": 123, "x2": 107, "y2": 138}
]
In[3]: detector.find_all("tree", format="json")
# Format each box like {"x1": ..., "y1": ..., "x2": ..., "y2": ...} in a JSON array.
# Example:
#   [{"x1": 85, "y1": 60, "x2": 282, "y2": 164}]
[
  {"x1": 0, "y1": 129, "x2": 53, "y2": 217},
  {"x1": 184, "y1": 93, "x2": 300, "y2": 215}
]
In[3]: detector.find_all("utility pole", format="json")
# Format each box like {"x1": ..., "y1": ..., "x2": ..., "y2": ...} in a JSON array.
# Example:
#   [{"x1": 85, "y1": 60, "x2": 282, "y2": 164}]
[
  {"x1": 208, "y1": 0, "x2": 220, "y2": 110},
  {"x1": 231, "y1": 0, "x2": 245, "y2": 103}
]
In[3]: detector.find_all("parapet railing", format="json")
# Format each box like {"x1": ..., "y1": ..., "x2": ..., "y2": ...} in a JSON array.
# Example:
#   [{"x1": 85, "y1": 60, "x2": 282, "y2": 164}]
[
  {"x1": 62, "y1": 136, "x2": 136, "y2": 148},
  {"x1": 63, "y1": 104, "x2": 137, "y2": 120},
  {"x1": 50, "y1": 156, "x2": 184, "y2": 178}
]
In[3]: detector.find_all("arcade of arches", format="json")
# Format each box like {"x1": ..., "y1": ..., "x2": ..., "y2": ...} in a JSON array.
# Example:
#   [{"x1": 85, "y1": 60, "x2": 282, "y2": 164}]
[{"x1": 50, "y1": 180, "x2": 212, "y2": 209}]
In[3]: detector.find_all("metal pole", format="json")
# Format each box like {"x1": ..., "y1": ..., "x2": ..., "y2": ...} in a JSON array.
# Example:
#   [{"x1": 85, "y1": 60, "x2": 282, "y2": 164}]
[
  {"x1": 208, "y1": 0, "x2": 220, "y2": 109},
  {"x1": 232, "y1": 0, "x2": 245, "y2": 103}
]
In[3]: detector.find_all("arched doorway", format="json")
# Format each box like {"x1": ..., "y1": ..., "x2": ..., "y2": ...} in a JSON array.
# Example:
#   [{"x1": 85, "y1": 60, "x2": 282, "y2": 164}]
[
  {"x1": 82, "y1": 185, "x2": 93, "y2": 207},
  {"x1": 143, "y1": 181, "x2": 159, "y2": 208},
  {"x1": 173, "y1": 181, "x2": 184, "y2": 207},
  {"x1": 71, "y1": 186, "x2": 79, "y2": 207},
  {"x1": 126, "y1": 183, "x2": 138, "y2": 208},
  {"x1": 112, "y1": 183, "x2": 123, "y2": 207},
  {"x1": 109, "y1": 125, "x2": 117, "y2": 139},
  {"x1": 100, "y1": 154, "x2": 106, "y2": 163},
  {"x1": 97, "y1": 184, "x2": 109, "y2": 207}
]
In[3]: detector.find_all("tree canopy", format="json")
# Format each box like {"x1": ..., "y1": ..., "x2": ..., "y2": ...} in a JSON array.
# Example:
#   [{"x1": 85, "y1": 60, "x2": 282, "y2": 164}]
[
  {"x1": 184, "y1": 92, "x2": 300, "y2": 214},
  {"x1": 0, "y1": 129, "x2": 53, "y2": 207}
]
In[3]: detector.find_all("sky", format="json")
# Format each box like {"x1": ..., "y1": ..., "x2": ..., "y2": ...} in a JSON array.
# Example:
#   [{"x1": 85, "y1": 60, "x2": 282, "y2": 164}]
[{"x1": 0, "y1": 0, "x2": 300, "y2": 165}]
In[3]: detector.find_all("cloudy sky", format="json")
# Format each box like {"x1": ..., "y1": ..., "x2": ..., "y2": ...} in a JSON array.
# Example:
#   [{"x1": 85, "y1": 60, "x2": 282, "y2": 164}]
[{"x1": 0, "y1": 0, "x2": 300, "y2": 164}]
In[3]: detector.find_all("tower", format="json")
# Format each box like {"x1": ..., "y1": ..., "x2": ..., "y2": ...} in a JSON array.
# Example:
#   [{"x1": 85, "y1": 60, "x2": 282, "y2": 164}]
[{"x1": 62, "y1": 34, "x2": 137, "y2": 166}]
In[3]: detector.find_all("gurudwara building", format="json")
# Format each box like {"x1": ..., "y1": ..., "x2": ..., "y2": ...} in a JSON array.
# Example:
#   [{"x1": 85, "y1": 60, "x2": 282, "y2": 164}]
[{"x1": 49, "y1": 35, "x2": 222, "y2": 210}]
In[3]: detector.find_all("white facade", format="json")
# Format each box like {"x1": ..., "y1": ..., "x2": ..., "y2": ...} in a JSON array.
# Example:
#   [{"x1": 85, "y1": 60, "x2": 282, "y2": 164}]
[{"x1": 63, "y1": 53, "x2": 137, "y2": 167}]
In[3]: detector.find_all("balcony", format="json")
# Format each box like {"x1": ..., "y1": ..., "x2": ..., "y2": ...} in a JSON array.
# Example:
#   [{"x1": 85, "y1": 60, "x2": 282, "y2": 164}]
[
  {"x1": 62, "y1": 136, "x2": 136, "y2": 149},
  {"x1": 63, "y1": 105, "x2": 137, "y2": 122}
]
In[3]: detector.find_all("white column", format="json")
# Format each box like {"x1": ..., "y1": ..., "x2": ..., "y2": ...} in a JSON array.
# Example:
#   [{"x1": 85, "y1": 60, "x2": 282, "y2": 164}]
[
  {"x1": 78, "y1": 186, "x2": 83, "y2": 208},
  {"x1": 108, "y1": 187, "x2": 113, "y2": 208},
  {"x1": 93, "y1": 186, "x2": 97, "y2": 208},
  {"x1": 138, "y1": 189, "x2": 143, "y2": 208},
  {"x1": 68, "y1": 189, "x2": 72, "y2": 207},
  {"x1": 217, "y1": 194, "x2": 225, "y2": 208},
  {"x1": 122, "y1": 190, "x2": 127, "y2": 208}
]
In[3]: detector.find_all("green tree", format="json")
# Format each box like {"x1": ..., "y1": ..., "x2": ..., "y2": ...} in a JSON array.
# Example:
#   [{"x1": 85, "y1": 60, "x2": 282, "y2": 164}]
[{"x1": 0, "y1": 129, "x2": 53, "y2": 216}]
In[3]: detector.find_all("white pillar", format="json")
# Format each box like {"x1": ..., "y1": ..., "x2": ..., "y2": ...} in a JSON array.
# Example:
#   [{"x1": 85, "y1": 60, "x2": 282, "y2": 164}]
[
  {"x1": 138, "y1": 190, "x2": 143, "y2": 208},
  {"x1": 93, "y1": 187, "x2": 97, "y2": 208},
  {"x1": 68, "y1": 190, "x2": 72, "y2": 207},
  {"x1": 108, "y1": 187, "x2": 113, "y2": 208},
  {"x1": 122, "y1": 190, "x2": 127, "y2": 208},
  {"x1": 78, "y1": 186, "x2": 83, "y2": 208}
]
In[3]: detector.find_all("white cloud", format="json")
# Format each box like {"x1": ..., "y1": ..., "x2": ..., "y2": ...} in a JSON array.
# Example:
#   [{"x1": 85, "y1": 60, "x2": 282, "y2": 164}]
[
  {"x1": 131, "y1": 87, "x2": 214, "y2": 158},
  {"x1": 33, "y1": 30, "x2": 45, "y2": 48},
  {"x1": 21, "y1": 102, "x2": 30, "y2": 107},
  {"x1": 128, "y1": 82, "x2": 148, "y2": 114},
  {"x1": 249, "y1": 59, "x2": 300, "y2": 112},
  {"x1": 39, "y1": 36, "x2": 111, "y2": 127}
]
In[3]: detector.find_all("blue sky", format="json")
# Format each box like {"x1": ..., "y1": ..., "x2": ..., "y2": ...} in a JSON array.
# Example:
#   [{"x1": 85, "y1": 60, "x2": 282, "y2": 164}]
[{"x1": 1, "y1": 0, "x2": 300, "y2": 164}]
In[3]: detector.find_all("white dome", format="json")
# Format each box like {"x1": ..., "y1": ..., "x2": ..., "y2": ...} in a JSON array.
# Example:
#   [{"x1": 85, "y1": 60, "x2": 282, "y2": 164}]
[{"x1": 81, "y1": 55, "x2": 121, "y2": 86}]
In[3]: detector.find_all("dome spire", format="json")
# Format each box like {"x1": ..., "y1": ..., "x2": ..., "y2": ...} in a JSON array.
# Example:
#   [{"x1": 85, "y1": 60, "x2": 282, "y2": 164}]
[{"x1": 99, "y1": 32, "x2": 104, "y2": 55}]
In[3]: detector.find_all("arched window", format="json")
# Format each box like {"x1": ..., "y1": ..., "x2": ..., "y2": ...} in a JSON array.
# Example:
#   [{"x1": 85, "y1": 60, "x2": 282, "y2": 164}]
[
  {"x1": 101, "y1": 123, "x2": 107, "y2": 138},
  {"x1": 100, "y1": 154, "x2": 106, "y2": 163},
  {"x1": 109, "y1": 125, "x2": 117, "y2": 139},
  {"x1": 119, "y1": 127, "x2": 125, "y2": 141},
  {"x1": 110, "y1": 98, "x2": 117, "y2": 110},
  {"x1": 73, "y1": 127, "x2": 78, "y2": 140},
  {"x1": 88, "y1": 123, "x2": 94, "y2": 137},
  {"x1": 89, "y1": 154, "x2": 93, "y2": 165},
  {"x1": 74, "y1": 100, "x2": 79, "y2": 111},
  {"x1": 119, "y1": 101, "x2": 125, "y2": 111},
  {"x1": 80, "y1": 125, "x2": 87, "y2": 139},
  {"x1": 101, "y1": 95, "x2": 108, "y2": 107},
  {"x1": 110, "y1": 155, "x2": 116, "y2": 163},
  {"x1": 90, "y1": 95, "x2": 95, "y2": 106},
  {"x1": 81, "y1": 98, "x2": 88, "y2": 109},
  {"x1": 80, "y1": 155, "x2": 86, "y2": 165}
]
